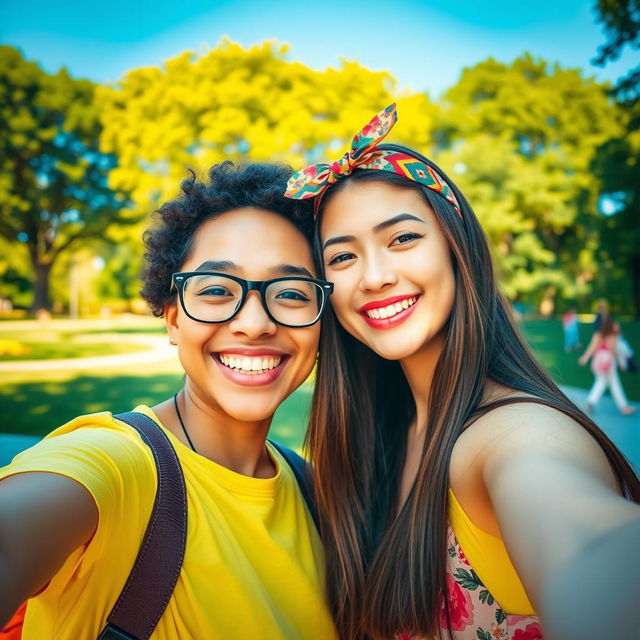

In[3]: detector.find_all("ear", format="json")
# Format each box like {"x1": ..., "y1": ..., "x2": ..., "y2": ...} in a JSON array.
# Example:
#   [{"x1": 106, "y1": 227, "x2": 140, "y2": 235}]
[{"x1": 164, "y1": 301, "x2": 180, "y2": 345}]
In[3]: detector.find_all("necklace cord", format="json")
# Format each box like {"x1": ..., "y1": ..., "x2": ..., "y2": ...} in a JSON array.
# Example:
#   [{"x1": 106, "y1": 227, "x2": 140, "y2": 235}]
[{"x1": 173, "y1": 392, "x2": 197, "y2": 452}]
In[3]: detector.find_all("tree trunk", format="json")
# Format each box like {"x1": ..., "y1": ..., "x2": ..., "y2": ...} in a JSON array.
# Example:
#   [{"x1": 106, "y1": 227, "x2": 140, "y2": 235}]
[{"x1": 31, "y1": 262, "x2": 53, "y2": 313}]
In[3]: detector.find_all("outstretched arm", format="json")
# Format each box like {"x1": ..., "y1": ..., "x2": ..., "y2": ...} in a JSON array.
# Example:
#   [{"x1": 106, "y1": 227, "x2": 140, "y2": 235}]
[
  {"x1": 0, "y1": 472, "x2": 97, "y2": 626},
  {"x1": 541, "y1": 516, "x2": 640, "y2": 640},
  {"x1": 478, "y1": 404, "x2": 640, "y2": 639}
]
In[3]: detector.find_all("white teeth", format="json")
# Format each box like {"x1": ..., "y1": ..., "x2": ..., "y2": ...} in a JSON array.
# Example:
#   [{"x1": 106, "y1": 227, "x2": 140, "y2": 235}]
[
  {"x1": 365, "y1": 297, "x2": 417, "y2": 320},
  {"x1": 218, "y1": 354, "x2": 282, "y2": 373}
]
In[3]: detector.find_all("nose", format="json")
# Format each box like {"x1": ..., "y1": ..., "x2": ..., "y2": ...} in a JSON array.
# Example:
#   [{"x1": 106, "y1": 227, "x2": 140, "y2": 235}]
[
  {"x1": 359, "y1": 251, "x2": 397, "y2": 293},
  {"x1": 228, "y1": 291, "x2": 277, "y2": 339}
]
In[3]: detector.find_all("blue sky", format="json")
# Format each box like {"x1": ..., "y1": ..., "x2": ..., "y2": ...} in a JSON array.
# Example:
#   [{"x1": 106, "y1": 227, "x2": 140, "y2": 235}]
[{"x1": 1, "y1": 0, "x2": 634, "y2": 97}]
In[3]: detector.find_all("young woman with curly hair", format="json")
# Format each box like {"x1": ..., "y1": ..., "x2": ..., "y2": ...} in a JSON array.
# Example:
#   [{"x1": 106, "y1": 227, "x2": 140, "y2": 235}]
[
  {"x1": 285, "y1": 105, "x2": 640, "y2": 640},
  {"x1": 0, "y1": 162, "x2": 337, "y2": 639}
]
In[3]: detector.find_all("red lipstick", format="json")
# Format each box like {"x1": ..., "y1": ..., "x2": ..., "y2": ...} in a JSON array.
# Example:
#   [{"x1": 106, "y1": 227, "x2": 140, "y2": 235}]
[
  {"x1": 359, "y1": 294, "x2": 418, "y2": 312},
  {"x1": 359, "y1": 295, "x2": 421, "y2": 330}
]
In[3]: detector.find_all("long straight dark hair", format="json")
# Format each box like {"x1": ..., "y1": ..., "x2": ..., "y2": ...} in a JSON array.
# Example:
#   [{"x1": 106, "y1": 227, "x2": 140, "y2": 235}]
[{"x1": 307, "y1": 144, "x2": 640, "y2": 640}]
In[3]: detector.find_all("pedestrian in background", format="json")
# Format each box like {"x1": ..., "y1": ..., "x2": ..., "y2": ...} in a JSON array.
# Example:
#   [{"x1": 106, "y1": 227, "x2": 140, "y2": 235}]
[
  {"x1": 579, "y1": 314, "x2": 636, "y2": 416},
  {"x1": 562, "y1": 306, "x2": 581, "y2": 352}
]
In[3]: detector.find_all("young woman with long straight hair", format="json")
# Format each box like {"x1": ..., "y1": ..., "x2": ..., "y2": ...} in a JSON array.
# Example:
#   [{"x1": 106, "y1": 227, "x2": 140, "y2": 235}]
[{"x1": 285, "y1": 105, "x2": 640, "y2": 640}]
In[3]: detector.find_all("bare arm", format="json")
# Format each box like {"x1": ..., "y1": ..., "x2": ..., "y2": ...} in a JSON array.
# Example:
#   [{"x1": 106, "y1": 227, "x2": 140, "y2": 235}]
[
  {"x1": 541, "y1": 516, "x2": 640, "y2": 640},
  {"x1": 578, "y1": 331, "x2": 601, "y2": 365},
  {"x1": 0, "y1": 472, "x2": 98, "y2": 625},
  {"x1": 479, "y1": 405, "x2": 640, "y2": 639}
]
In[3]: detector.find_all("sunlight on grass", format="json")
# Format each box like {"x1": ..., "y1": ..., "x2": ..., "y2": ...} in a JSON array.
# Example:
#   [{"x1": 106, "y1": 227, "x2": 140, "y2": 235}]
[
  {"x1": 30, "y1": 405, "x2": 50, "y2": 415},
  {"x1": 42, "y1": 383, "x2": 67, "y2": 394},
  {"x1": 0, "y1": 318, "x2": 163, "y2": 361},
  {"x1": 1, "y1": 318, "x2": 637, "y2": 441},
  {"x1": 85, "y1": 403, "x2": 107, "y2": 413}
]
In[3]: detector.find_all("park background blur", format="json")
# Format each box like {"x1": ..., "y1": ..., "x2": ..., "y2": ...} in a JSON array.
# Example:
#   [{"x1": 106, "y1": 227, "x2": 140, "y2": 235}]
[{"x1": 0, "y1": 0, "x2": 638, "y2": 447}]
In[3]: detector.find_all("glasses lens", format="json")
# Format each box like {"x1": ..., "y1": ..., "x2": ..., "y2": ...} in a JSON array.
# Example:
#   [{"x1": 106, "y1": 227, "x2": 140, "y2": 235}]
[
  {"x1": 182, "y1": 274, "x2": 243, "y2": 322},
  {"x1": 265, "y1": 279, "x2": 324, "y2": 326}
]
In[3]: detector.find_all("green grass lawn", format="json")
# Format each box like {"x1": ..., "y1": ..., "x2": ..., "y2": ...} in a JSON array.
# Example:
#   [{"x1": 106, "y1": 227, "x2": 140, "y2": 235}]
[
  {"x1": 0, "y1": 340, "x2": 146, "y2": 361},
  {"x1": 521, "y1": 319, "x2": 639, "y2": 403},
  {"x1": 0, "y1": 367, "x2": 312, "y2": 450},
  {"x1": 0, "y1": 317, "x2": 637, "y2": 443},
  {"x1": 0, "y1": 324, "x2": 163, "y2": 361}
]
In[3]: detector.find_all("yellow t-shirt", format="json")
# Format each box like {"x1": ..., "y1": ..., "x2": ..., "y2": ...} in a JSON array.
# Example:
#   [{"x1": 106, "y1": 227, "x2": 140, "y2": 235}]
[{"x1": 1, "y1": 406, "x2": 336, "y2": 640}]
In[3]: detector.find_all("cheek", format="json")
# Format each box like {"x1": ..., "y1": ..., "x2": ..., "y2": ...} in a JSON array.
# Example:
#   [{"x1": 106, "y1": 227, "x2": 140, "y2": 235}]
[
  {"x1": 328, "y1": 279, "x2": 357, "y2": 326},
  {"x1": 430, "y1": 253, "x2": 456, "y2": 318},
  {"x1": 295, "y1": 325, "x2": 320, "y2": 364},
  {"x1": 415, "y1": 244, "x2": 454, "y2": 286},
  {"x1": 178, "y1": 317, "x2": 217, "y2": 344}
]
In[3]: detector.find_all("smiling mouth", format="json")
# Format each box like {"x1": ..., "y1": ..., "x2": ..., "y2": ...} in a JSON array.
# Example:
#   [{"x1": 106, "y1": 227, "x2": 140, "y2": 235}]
[
  {"x1": 363, "y1": 296, "x2": 418, "y2": 320},
  {"x1": 217, "y1": 353, "x2": 284, "y2": 375}
]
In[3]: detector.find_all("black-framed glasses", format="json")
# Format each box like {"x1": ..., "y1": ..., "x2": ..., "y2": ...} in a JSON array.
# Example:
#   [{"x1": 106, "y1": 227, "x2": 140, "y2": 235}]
[{"x1": 171, "y1": 271, "x2": 334, "y2": 328}]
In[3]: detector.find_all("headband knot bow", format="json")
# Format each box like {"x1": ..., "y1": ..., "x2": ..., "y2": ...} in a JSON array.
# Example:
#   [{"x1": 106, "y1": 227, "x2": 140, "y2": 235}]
[{"x1": 285, "y1": 103, "x2": 462, "y2": 219}]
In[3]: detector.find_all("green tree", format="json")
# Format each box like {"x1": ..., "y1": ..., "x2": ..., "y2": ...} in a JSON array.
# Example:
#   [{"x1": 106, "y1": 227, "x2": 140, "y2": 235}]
[
  {"x1": 592, "y1": 0, "x2": 639, "y2": 103},
  {"x1": 0, "y1": 236, "x2": 31, "y2": 310},
  {"x1": 435, "y1": 54, "x2": 623, "y2": 311},
  {"x1": 97, "y1": 40, "x2": 436, "y2": 302},
  {"x1": 98, "y1": 39, "x2": 433, "y2": 217},
  {"x1": 591, "y1": 122, "x2": 640, "y2": 317},
  {"x1": 0, "y1": 46, "x2": 131, "y2": 312},
  {"x1": 592, "y1": 0, "x2": 640, "y2": 317}
]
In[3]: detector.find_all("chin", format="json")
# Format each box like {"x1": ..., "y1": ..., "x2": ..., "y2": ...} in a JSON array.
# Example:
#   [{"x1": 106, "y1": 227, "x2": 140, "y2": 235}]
[
  {"x1": 355, "y1": 330, "x2": 429, "y2": 361},
  {"x1": 372, "y1": 344, "x2": 418, "y2": 361},
  {"x1": 222, "y1": 401, "x2": 281, "y2": 423}
]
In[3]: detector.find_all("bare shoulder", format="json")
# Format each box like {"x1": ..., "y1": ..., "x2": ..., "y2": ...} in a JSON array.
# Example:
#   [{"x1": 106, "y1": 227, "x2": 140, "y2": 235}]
[{"x1": 453, "y1": 393, "x2": 619, "y2": 492}]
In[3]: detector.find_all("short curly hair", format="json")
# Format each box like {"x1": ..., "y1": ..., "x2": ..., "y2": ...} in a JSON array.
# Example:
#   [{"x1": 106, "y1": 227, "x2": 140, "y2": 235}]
[{"x1": 140, "y1": 161, "x2": 314, "y2": 317}]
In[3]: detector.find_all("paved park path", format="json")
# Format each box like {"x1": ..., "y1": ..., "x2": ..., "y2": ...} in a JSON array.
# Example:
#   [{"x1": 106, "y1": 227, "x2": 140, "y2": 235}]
[
  {"x1": 0, "y1": 334, "x2": 176, "y2": 372},
  {"x1": 561, "y1": 385, "x2": 639, "y2": 470}
]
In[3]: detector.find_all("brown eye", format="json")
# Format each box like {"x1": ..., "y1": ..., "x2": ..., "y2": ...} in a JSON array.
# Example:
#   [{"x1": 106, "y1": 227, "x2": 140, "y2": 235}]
[
  {"x1": 391, "y1": 232, "x2": 422, "y2": 245},
  {"x1": 327, "y1": 252, "x2": 355, "y2": 266}
]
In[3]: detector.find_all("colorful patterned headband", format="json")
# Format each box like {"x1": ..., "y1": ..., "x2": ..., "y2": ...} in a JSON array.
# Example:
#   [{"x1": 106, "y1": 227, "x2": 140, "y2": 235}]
[{"x1": 284, "y1": 103, "x2": 462, "y2": 218}]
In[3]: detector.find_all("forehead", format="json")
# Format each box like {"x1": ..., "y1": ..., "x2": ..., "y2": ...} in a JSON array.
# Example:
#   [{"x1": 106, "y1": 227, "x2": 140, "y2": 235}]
[
  {"x1": 184, "y1": 207, "x2": 314, "y2": 274},
  {"x1": 319, "y1": 180, "x2": 433, "y2": 238}
]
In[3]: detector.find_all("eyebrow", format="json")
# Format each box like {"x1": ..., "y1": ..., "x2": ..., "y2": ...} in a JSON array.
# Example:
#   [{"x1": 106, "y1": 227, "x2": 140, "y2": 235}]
[
  {"x1": 194, "y1": 261, "x2": 313, "y2": 278},
  {"x1": 322, "y1": 213, "x2": 426, "y2": 251},
  {"x1": 272, "y1": 264, "x2": 314, "y2": 278},
  {"x1": 195, "y1": 260, "x2": 235, "y2": 272},
  {"x1": 372, "y1": 213, "x2": 425, "y2": 232}
]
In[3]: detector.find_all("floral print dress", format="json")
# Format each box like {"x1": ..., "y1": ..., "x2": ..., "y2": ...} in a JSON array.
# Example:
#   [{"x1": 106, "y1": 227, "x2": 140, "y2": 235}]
[{"x1": 398, "y1": 525, "x2": 542, "y2": 640}]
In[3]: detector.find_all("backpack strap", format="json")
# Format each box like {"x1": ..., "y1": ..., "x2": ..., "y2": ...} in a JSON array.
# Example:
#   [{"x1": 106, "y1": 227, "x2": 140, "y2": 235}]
[
  {"x1": 268, "y1": 439, "x2": 319, "y2": 532},
  {"x1": 98, "y1": 412, "x2": 188, "y2": 640}
]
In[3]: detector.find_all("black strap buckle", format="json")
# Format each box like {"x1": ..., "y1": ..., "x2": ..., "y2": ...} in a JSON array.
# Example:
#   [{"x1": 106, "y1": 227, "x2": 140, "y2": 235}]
[{"x1": 97, "y1": 623, "x2": 139, "y2": 640}]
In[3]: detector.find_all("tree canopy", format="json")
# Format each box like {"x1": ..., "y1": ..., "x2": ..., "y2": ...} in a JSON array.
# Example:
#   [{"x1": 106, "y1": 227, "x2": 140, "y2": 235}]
[
  {"x1": 0, "y1": 45, "x2": 131, "y2": 311},
  {"x1": 434, "y1": 54, "x2": 623, "y2": 309},
  {"x1": 98, "y1": 40, "x2": 435, "y2": 214},
  {"x1": 592, "y1": 0, "x2": 640, "y2": 102},
  {"x1": 1, "y1": 40, "x2": 637, "y2": 316}
]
